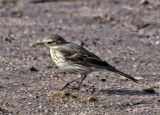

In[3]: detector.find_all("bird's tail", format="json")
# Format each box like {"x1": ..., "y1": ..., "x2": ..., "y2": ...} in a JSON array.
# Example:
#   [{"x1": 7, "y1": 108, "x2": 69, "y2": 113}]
[{"x1": 108, "y1": 68, "x2": 138, "y2": 83}]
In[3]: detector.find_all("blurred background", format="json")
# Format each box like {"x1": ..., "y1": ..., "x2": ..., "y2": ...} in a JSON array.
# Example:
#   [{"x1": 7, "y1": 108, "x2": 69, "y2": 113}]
[{"x1": 0, "y1": 0, "x2": 160, "y2": 114}]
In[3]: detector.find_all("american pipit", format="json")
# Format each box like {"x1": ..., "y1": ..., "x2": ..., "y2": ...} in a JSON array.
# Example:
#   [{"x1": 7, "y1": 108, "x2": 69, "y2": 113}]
[{"x1": 42, "y1": 34, "x2": 138, "y2": 90}]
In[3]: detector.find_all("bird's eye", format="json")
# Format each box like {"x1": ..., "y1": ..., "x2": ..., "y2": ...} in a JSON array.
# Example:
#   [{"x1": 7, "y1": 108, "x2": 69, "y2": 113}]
[{"x1": 47, "y1": 41, "x2": 53, "y2": 44}]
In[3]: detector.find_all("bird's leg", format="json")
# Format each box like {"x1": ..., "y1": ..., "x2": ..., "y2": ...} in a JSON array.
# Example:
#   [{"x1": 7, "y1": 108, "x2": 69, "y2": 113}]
[
  {"x1": 60, "y1": 77, "x2": 81, "y2": 90},
  {"x1": 77, "y1": 75, "x2": 87, "y2": 89}
]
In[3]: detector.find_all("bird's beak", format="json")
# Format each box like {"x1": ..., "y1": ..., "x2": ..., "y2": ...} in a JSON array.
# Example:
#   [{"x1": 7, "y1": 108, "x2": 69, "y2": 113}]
[
  {"x1": 32, "y1": 37, "x2": 49, "y2": 47},
  {"x1": 34, "y1": 40, "x2": 45, "y2": 46},
  {"x1": 35, "y1": 42, "x2": 44, "y2": 45}
]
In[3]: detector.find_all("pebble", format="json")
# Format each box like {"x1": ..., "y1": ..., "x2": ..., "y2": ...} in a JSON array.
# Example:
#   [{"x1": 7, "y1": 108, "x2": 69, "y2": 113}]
[{"x1": 154, "y1": 41, "x2": 160, "y2": 45}]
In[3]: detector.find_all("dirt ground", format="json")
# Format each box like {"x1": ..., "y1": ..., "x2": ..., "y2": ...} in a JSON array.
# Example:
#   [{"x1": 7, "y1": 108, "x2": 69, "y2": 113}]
[{"x1": 0, "y1": 0, "x2": 160, "y2": 114}]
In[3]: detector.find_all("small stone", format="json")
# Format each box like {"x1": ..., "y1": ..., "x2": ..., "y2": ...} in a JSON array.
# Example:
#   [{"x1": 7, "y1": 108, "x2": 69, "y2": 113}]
[
  {"x1": 70, "y1": 95, "x2": 77, "y2": 99},
  {"x1": 154, "y1": 41, "x2": 160, "y2": 45},
  {"x1": 34, "y1": 96, "x2": 40, "y2": 98},
  {"x1": 88, "y1": 96, "x2": 97, "y2": 101},
  {"x1": 29, "y1": 67, "x2": 38, "y2": 72},
  {"x1": 64, "y1": 92, "x2": 71, "y2": 96},
  {"x1": 83, "y1": 38, "x2": 88, "y2": 41},
  {"x1": 47, "y1": 66, "x2": 53, "y2": 68},
  {"x1": 101, "y1": 79, "x2": 106, "y2": 82},
  {"x1": 134, "y1": 77, "x2": 143, "y2": 80},
  {"x1": 140, "y1": 0, "x2": 149, "y2": 5},
  {"x1": 119, "y1": 76, "x2": 128, "y2": 81},
  {"x1": 137, "y1": 23, "x2": 150, "y2": 29},
  {"x1": 107, "y1": 15, "x2": 114, "y2": 21},
  {"x1": 21, "y1": 82, "x2": 25, "y2": 85},
  {"x1": 16, "y1": 12, "x2": 22, "y2": 17},
  {"x1": 112, "y1": 0, "x2": 119, "y2": 4},
  {"x1": 5, "y1": 37, "x2": 12, "y2": 43}
]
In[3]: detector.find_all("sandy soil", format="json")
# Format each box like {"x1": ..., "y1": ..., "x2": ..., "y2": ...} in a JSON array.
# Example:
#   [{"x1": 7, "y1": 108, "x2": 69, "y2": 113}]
[{"x1": 0, "y1": 0, "x2": 160, "y2": 114}]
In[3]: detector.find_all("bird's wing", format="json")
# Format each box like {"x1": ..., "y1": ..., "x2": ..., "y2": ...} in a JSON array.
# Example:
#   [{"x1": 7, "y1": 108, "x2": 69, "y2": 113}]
[{"x1": 56, "y1": 43, "x2": 115, "y2": 70}]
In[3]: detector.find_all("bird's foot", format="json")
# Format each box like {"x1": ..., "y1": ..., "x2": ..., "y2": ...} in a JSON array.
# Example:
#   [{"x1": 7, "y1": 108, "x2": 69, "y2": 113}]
[
  {"x1": 60, "y1": 83, "x2": 70, "y2": 91},
  {"x1": 60, "y1": 78, "x2": 81, "y2": 90},
  {"x1": 60, "y1": 84, "x2": 81, "y2": 91}
]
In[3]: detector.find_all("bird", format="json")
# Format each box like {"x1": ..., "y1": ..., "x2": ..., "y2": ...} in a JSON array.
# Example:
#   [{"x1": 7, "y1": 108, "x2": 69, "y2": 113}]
[{"x1": 42, "y1": 34, "x2": 138, "y2": 90}]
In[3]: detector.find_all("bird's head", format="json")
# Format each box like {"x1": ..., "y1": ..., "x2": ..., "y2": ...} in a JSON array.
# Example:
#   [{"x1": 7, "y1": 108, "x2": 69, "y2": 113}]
[{"x1": 43, "y1": 34, "x2": 67, "y2": 47}]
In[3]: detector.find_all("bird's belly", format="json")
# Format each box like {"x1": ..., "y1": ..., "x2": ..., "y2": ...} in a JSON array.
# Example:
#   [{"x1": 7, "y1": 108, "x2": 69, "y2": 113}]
[
  {"x1": 60, "y1": 63, "x2": 91, "y2": 74},
  {"x1": 50, "y1": 49, "x2": 91, "y2": 74}
]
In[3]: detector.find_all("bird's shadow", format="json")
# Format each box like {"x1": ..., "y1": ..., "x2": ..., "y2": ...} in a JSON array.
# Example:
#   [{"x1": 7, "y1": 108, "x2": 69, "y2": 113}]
[{"x1": 99, "y1": 89, "x2": 159, "y2": 96}]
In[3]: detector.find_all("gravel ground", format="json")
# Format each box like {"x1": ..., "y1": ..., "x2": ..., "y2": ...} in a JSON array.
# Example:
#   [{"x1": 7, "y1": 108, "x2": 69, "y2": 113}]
[{"x1": 0, "y1": 0, "x2": 160, "y2": 114}]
